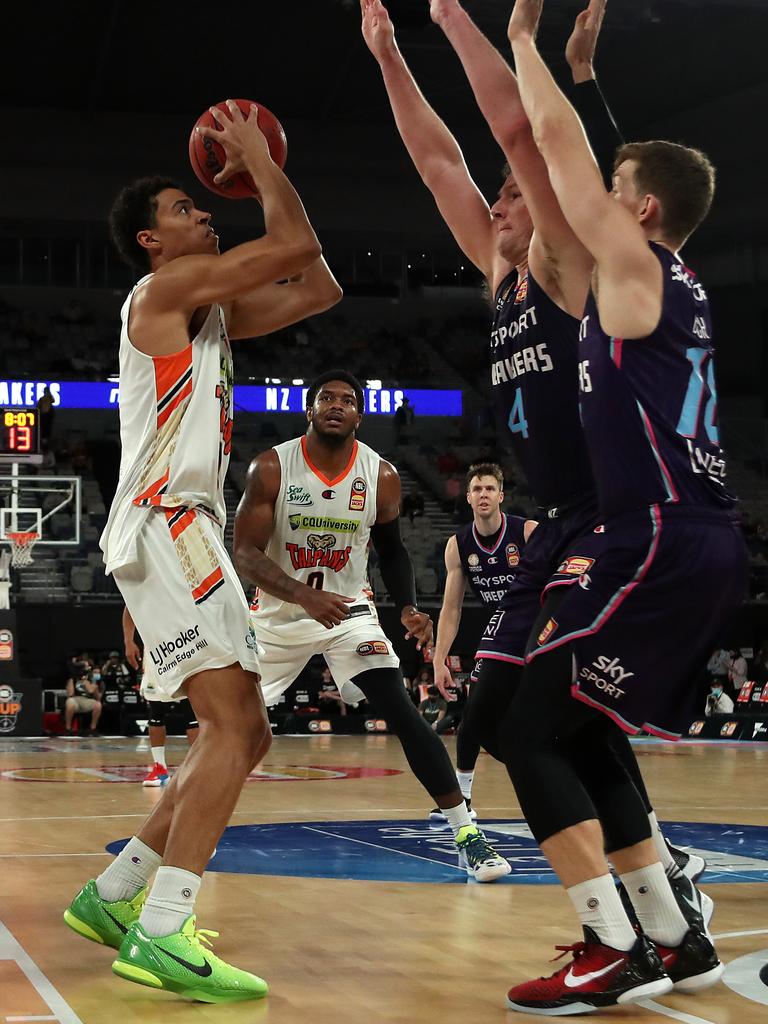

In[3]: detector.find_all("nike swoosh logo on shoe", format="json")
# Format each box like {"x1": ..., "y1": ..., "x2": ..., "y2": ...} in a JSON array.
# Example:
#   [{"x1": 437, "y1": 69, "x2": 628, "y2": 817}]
[
  {"x1": 563, "y1": 960, "x2": 624, "y2": 989},
  {"x1": 680, "y1": 890, "x2": 701, "y2": 915},
  {"x1": 102, "y1": 910, "x2": 127, "y2": 935},
  {"x1": 156, "y1": 946, "x2": 213, "y2": 977}
]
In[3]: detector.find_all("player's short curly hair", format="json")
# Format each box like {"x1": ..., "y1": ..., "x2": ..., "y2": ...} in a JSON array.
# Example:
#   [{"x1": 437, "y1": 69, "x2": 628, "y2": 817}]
[
  {"x1": 305, "y1": 370, "x2": 365, "y2": 413},
  {"x1": 614, "y1": 141, "x2": 715, "y2": 245},
  {"x1": 466, "y1": 462, "x2": 504, "y2": 492},
  {"x1": 109, "y1": 176, "x2": 181, "y2": 273}
]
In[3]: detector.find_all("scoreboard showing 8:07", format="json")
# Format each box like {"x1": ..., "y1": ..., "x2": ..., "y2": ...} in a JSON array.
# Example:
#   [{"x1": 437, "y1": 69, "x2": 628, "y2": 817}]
[{"x1": 0, "y1": 408, "x2": 42, "y2": 461}]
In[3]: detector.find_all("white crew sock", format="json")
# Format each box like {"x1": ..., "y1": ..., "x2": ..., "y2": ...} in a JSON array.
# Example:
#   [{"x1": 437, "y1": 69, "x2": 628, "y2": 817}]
[
  {"x1": 648, "y1": 811, "x2": 682, "y2": 878},
  {"x1": 151, "y1": 746, "x2": 166, "y2": 768},
  {"x1": 96, "y1": 836, "x2": 163, "y2": 903},
  {"x1": 620, "y1": 862, "x2": 689, "y2": 946},
  {"x1": 567, "y1": 874, "x2": 637, "y2": 951},
  {"x1": 442, "y1": 802, "x2": 474, "y2": 839},
  {"x1": 139, "y1": 866, "x2": 202, "y2": 938},
  {"x1": 456, "y1": 770, "x2": 474, "y2": 802}
]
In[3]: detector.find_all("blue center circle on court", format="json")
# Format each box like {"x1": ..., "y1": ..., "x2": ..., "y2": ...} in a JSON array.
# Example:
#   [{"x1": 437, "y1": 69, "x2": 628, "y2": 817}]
[{"x1": 107, "y1": 819, "x2": 768, "y2": 885}]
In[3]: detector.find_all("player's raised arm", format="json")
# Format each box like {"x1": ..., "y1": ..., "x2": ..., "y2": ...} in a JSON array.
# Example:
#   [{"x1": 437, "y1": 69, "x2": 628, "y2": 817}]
[
  {"x1": 370, "y1": 460, "x2": 434, "y2": 652},
  {"x1": 430, "y1": 0, "x2": 591, "y2": 312},
  {"x1": 233, "y1": 452, "x2": 353, "y2": 629},
  {"x1": 432, "y1": 535, "x2": 466, "y2": 700},
  {"x1": 508, "y1": 0, "x2": 661, "y2": 338},
  {"x1": 360, "y1": 0, "x2": 499, "y2": 280},
  {"x1": 563, "y1": 0, "x2": 623, "y2": 187},
  {"x1": 226, "y1": 256, "x2": 343, "y2": 340},
  {"x1": 146, "y1": 102, "x2": 322, "y2": 314}
]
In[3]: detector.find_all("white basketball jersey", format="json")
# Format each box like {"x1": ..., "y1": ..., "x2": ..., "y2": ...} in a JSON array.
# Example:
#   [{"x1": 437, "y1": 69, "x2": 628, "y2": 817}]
[
  {"x1": 252, "y1": 436, "x2": 381, "y2": 633},
  {"x1": 101, "y1": 274, "x2": 234, "y2": 573}
]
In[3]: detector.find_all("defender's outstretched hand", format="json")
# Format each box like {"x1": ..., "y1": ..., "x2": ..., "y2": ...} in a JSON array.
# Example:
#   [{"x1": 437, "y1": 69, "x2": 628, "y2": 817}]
[
  {"x1": 565, "y1": 0, "x2": 608, "y2": 81},
  {"x1": 360, "y1": 0, "x2": 396, "y2": 61},
  {"x1": 507, "y1": 0, "x2": 543, "y2": 44}
]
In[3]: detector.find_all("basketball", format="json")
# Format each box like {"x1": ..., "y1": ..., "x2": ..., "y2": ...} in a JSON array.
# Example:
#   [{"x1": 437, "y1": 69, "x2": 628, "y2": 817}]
[{"x1": 188, "y1": 99, "x2": 288, "y2": 200}]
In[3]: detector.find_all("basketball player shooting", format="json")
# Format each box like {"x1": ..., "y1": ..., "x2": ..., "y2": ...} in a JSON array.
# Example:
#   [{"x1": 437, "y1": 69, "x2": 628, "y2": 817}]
[
  {"x1": 234, "y1": 370, "x2": 511, "y2": 882},
  {"x1": 63, "y1": 101, "x2": 342, "y2": 1003},
  {"x1": 498, "y1": 0, "x2": 749, "y2": 1013}
]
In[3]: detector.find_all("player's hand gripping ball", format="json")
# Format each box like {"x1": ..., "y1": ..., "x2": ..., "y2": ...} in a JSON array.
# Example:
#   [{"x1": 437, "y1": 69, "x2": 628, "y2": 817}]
[{"x1": 189, "y1": 99, "x2": 287, "y2": 200}]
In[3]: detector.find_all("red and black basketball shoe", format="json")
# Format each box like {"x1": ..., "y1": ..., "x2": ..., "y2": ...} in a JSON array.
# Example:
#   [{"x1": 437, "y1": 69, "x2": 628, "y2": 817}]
[
  {"x1": 654, "y1": 927, "x2": 723, "y2": 992},
  {"x1": 505, "y1": 927, "x2": 672, "y2": 1015}
]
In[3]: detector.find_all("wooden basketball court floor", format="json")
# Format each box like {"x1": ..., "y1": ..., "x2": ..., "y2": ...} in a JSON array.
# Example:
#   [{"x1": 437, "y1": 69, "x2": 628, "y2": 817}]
[{"x1": 1, "y1": 733, "x2": 767, "y2": 1024}]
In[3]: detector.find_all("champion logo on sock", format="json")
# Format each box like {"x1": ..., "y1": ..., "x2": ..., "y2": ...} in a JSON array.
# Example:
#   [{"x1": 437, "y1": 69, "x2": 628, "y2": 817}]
[
  {"x1": 586, "y1": 897, "x2": 600, "y2": 910},
  {"x1": 131, "y1": 856, "x2": 142, "y2": 864},
  {"x1": 181, "y1": 887, "x2": 192, "y2": 899},
  {"x1": 639, "y1": 885, "x2": 649, "y2": 894}
]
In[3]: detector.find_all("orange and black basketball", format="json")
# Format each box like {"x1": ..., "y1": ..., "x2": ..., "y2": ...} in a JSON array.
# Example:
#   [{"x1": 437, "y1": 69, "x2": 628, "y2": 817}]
[{"x1": 188, "y1": 99, "x2": 288, "y2": 200}]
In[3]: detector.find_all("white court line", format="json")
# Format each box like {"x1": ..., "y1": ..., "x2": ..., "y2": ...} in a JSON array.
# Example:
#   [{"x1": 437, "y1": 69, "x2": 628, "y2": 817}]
[
  {"x1": 0, "y1": 854, "x2": 107, "y2": 860},
  {"x1": 0, "y1": 921, "x2": 83, "y2": 1024},
  {"x1": 713, "y1": 927, "x2": 768, "y2": 940},
  {"x1": 637, "y1": 999, "x2": 715, "y2": 1024},
  {"x1": 6, "y1": 1017, "x2": 58, "y2": 1021},
  {"x1": 302, "y1": 826, "x2": 466, "y2": 872}
]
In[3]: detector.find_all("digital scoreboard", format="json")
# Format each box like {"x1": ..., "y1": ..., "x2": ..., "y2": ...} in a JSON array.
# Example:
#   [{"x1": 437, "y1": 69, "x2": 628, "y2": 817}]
[{"x1": 0, "y1": 409, "x2": 42, "y2": 462}]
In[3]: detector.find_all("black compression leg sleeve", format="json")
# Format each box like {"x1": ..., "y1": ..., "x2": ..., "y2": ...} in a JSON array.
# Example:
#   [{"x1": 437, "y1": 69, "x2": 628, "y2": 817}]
[
  {"x1": 460, "y1": 659, "x2": 521, "y2": 763},
  {"x1": 147, "y1": 701, "x2": 166, "y2": 728},
  {"x1": 499, "y1": 642, "x2": 651, "y2": 848},
  {"x1": 352, "y1": 667, "x2": 459, "y2": 801},
  {"x1": 606, "y1": 728, "x2": 653, "y2": 815},
  {"x1": 455, "y1": 718, "x2": 481, "y2": 772}
]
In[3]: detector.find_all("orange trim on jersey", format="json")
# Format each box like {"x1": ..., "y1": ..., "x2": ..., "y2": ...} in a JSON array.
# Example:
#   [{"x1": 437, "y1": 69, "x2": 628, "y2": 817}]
[
  {"x1": 134, "y1": 468, "x2": 170, "y2": 505},
  {"x1": 165, "y1": 507, "x2": 196, "y2": 540},
  {"x1": 153, "y1": 346, "x2": 193, "y2": 415},
  {"x1": 192, "y1": 566, "x2": 224, "y2": 603},
  {"x1": 300, "y1": 436, "x2": 359, "y2": 487},
  {"x1": 157, "y1": 378, "x2": 193, "y2": 428}
]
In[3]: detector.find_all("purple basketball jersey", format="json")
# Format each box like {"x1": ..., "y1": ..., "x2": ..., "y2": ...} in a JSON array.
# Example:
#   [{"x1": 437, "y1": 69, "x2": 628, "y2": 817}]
[
  {"x1": 455, "y1": 513, "x2": 527, "y2": 606},
  {"x1": 490, "y1": 270, "x2": 594, "y2": 509},
  {"x1": 578, "y1": 243, "x2": 735, "y2": 518}
]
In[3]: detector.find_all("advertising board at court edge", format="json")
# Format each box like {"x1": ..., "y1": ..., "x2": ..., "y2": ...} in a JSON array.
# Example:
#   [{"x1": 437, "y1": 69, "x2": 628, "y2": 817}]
[{"x1": 0, "y1": 380, "x2": 462, "y2": 416}]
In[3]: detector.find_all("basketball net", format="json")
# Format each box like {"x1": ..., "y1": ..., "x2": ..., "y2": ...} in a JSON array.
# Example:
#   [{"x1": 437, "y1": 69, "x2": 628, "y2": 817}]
[{"x1": 6, "y1": 531, "x2": 39, "y2": 568}]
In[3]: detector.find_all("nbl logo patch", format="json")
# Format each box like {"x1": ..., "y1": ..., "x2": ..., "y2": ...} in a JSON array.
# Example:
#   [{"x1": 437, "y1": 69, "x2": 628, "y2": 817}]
[
  {"x1": 349, "y1": 477, "x2": 367, "y2": 512},
  {"x1": 0, "y1": 628, "x2": 13, "y2": 661},
  {"x1": 514, "y1": 276, "x2": 529, "y2": 304},
  {"x1": 505, "y1": 544, "x2": 520, "y2": 568},
  {"x1": 356, "y1": 640, "x2": 389, "y2": 657}
]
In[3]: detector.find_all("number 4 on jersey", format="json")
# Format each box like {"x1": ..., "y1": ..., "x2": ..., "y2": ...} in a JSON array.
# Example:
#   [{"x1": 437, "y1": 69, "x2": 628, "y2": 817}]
[{"x1": 507, "y1": 388, "x2": 529, "y2": 439}]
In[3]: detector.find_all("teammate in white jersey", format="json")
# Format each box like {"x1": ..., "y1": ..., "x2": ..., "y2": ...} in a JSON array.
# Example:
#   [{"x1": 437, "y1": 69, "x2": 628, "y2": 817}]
[
  {"x1": 64, "y1": 102, "x2": 342, "y2": 1002},
  {"x1": 234, "y1": 370, "x2": 511, "y2": 882}
]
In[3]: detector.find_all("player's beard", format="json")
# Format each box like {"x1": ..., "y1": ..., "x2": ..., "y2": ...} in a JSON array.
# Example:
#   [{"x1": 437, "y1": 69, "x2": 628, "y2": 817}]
[{"x1": 313, "y1": 422, "x2": 355, "y2": 448}]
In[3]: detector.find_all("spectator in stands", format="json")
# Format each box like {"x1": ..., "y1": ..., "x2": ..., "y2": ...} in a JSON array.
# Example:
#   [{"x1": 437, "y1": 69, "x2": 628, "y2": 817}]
[
  {"x1": 728, "y1": 649, "x2": 749, "y2": 693},
  {"x1": 393, "y1": 396, "x2": 415, "y2": 445},
  {"x1": 706, "y1": 647, "x2": 731, "y2": 685},
  {"x1": 419, "y1": 685, "x2": 447, "y2": 731},
  {"x1": 101, "y1": 649, "x2": 132, "y2": 689},
  {"x1": 37, "y1": 386, "x2": 55, "y2": 451},
  {"x1": 444, "y1": 475, "x2": 462, "y2": 516},
  {"x1": 705, "y1": 681, "x2": 734, "y2": 717},
  {"x1": 64, "y1": 669, "x2": 103, "y2": 735},
  {"x1": 401, "y1": 485, "x2": 425, "y2": 523},
  {"x1": 752, "y1": 643, "x2": 768, "y2": 686}
]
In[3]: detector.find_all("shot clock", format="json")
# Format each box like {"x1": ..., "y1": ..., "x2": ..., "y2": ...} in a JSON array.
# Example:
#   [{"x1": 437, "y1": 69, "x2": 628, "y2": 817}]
[{"x1": 0, "y1": 409, "x2": 42, "y2": 463}]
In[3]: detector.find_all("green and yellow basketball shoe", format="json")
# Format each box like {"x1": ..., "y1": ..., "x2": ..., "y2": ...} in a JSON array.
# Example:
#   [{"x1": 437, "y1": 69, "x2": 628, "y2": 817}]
[
  {"x1": 112, "y1": 916, "x2": 269, "y2": 1003},
  {"x1": 63, "y1": 880, "x2": 146, "y2": 949}
]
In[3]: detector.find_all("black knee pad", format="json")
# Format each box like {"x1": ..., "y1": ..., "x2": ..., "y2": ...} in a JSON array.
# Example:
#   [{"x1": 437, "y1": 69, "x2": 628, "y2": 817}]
[{"x1": 147, "y1": 700, "x2": 166, "y2": 729}]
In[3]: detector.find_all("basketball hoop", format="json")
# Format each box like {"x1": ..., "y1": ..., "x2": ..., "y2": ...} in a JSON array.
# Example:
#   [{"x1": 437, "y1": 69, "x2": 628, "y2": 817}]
[{"x1": 6, "y1": 531, "x2": 39, "y2": 568}]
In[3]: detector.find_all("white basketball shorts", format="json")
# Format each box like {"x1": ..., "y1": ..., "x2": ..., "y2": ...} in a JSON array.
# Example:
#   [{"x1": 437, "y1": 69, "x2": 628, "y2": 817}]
[
  {"x1": 113, "y1": 505, "x2": 261, "y2": 701},
  {"x1": 254, "y1": 606, "x2": 400, "y2": 708}
]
